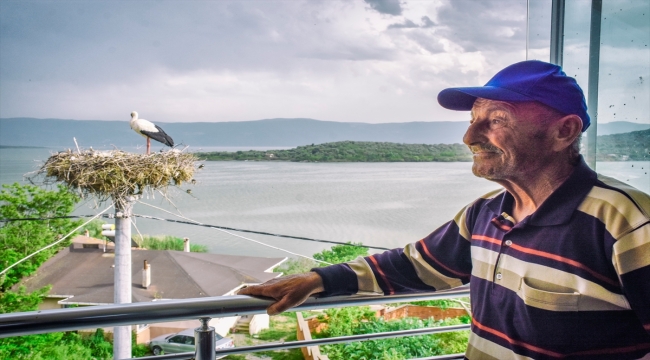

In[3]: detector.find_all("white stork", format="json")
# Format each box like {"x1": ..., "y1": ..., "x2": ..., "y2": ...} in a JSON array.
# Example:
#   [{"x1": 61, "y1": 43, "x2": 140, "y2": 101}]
[{"x1": 130, "y1": 111, "x2": 174, "y2": 154}]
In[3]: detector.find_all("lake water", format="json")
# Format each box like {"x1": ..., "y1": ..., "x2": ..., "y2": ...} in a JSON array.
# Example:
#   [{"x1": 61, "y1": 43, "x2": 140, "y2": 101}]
[{"x1": 1, "y1": 147, "x2": 648, "y2": 259}]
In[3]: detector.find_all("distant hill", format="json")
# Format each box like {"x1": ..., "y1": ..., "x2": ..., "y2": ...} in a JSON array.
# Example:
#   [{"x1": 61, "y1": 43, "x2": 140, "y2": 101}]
[
  {"x1": 0, "y1": 117, "x2": 469, "y2": 148},
  {"x1": 597, "y1": 128, "x2": 650, "y2": 161},
  {"x1": 1, "y1": 118, "x2": 647, "y2": 149}
]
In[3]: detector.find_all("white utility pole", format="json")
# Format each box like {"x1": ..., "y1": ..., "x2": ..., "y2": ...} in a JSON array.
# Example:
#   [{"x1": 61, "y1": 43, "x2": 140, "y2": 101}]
[{"x1": 113, "y1": 197, "x2": 135, "y2": 359}]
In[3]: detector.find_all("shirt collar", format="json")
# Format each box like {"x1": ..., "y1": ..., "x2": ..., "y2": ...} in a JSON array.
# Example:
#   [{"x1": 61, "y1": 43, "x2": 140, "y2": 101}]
[{"x1": 485, "y1": 156, "x2": 597, "y2": 226}]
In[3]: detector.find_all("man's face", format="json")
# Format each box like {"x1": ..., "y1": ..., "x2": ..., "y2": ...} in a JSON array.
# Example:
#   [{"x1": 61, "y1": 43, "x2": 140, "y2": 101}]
[{"x1": 463, "y1": 99, "x2": 555, "y2": 182}]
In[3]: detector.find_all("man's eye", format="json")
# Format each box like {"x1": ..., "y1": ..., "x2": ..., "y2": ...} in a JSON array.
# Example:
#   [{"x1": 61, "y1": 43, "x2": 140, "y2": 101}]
[{"x1": 490, "y1": 119, "x2": 505, "y2": 128}]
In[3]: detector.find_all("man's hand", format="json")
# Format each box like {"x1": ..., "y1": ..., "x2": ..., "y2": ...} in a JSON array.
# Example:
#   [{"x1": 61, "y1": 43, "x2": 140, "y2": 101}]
[{"x1": 238, "y1": 272, "x2": 325, "y2": 315}]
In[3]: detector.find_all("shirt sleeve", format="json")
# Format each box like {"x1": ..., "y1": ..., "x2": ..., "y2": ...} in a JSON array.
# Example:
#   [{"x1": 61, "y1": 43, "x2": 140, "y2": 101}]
[
  {"x1": 613, "y1": 221, "x2": 650, "y2": 335},
  {"x1": 313, "y1": 204, "x2": 475, "y2": 297}
]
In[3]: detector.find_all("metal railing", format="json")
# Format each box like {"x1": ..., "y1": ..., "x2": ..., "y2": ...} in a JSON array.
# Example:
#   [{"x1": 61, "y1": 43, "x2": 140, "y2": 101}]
[{"x1": 0, "y1": 287, "x2": 470, "y2": 360}]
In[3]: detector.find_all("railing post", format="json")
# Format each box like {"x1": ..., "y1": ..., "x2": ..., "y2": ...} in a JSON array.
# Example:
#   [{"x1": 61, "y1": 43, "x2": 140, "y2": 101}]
[{"x1": 195, "y1": 317, "x2": 216, "y2": 360}]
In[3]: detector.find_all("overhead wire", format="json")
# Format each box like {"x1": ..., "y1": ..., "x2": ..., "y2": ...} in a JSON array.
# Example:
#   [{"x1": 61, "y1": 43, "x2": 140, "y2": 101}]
[
  {"x1": 135, "y1": 200, "x2": 333, "y2": 265},
  {"x1": 1, "y1": 214, "x2": 390, "y2": 251},
  {"x1": 0, "y1": 203, "x2": 115, "y2": 277}
]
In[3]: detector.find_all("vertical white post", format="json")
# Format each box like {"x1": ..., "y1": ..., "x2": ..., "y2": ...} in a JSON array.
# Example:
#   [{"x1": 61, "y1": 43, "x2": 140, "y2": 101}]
[
  {"x1": 183, "y1": 237, "x2": 190, "y2": 252},
  {"x1": 142, "y1": 260, "x2": 151, "y2": 289},
  {"x1": 114, "y1": 197, "x2": 135, "y2": 359}
]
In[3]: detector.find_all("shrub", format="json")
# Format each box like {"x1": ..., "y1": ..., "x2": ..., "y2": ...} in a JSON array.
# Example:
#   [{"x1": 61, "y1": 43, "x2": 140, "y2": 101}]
[{"x1": 138, "y1": 235, "x2": 208, "y2": 252}]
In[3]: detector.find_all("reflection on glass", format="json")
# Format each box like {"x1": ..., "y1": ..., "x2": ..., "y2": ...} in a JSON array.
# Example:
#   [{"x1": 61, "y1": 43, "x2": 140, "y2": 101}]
[
  {"x1": 563, "y1": 0, "x2": 649, "y2": 187},
  {"x1": 526, "y1": 0, "x2": 553, "y2": 61}
]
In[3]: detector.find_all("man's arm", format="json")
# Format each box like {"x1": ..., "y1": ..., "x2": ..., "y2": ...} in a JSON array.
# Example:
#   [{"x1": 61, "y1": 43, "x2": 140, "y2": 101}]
[
  {"x1": 239, "y1": 201, "x2": 481, "y2": 314},
  {"x1": 238, "y1": 272, "x2": 324, "y2": 315}
]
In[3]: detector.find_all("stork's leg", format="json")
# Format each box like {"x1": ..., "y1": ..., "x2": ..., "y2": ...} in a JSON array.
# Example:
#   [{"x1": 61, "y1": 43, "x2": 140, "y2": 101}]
[{"x1": 146, "y1": 138, "x2": 151, "y2": 155}]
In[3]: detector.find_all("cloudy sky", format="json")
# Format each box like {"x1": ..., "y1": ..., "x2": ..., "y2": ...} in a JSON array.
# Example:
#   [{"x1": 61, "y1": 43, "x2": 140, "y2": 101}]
[{"x1": 1, "y1": 0, "x2": 647, "y2": 124}]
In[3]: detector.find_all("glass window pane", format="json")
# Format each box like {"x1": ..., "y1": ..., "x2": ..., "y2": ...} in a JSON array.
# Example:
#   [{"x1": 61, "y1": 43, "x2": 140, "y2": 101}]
[
  {"x1": 526, "y1": 0, "x2": 553, "y2": 61},
  {"x1": 563, "y1": 0, "x2": 650, "y2": 193}
]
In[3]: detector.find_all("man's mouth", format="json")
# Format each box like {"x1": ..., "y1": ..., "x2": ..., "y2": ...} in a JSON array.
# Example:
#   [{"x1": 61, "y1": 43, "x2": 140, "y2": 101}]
[{"x1": 469, "y1": 144, "x2": 502, "y2": 155}]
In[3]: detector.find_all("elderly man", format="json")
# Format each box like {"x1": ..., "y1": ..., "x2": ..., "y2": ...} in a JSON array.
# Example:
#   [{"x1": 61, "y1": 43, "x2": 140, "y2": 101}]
[{"x1": 240, "y1": 61, "x2": 650, "y2": 359}]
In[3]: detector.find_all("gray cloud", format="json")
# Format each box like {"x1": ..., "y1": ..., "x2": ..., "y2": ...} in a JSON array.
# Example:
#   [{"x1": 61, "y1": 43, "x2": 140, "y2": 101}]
[
  {"x1": 363, "y1": 0, "x2": 402, "y2": 16},
  {"x1": 421, "y1": 16, "x2": 435, "y2": 28},
  {"x1": 388, "y1": 19, "x2": 418, "y2": 29},
  {"x1": 2, "y1": 0, "x2": 642, "y2": 124},
  {"x1": 434, "y1": 0, "x2": 527, "y2": 53},
  {"x1": 388, "y1": 16, "x2": 436, "y2": 29}
]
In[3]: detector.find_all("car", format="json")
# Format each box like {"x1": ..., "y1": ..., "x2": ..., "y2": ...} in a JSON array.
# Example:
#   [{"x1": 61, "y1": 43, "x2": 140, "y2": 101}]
[{"x1": 148, "y1": 328, "x2": 235, "y2": 357}]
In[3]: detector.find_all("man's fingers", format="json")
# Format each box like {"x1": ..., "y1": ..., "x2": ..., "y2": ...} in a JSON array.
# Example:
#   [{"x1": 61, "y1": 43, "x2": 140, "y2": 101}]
[
  {"x1": 266, "y1": 302, "x2": 283, "y2": 316},
  {"x1": 237, "y1": 286, "x2": 256, "y2": 296},
  {"x1": 267, "y1": 295, "x2": 297, "y2": 316},
  {"x1": 238, "y1": 285, "x2": 274, "y2": 298},
  {"x1": 236, "y1": 273, "x2": 324, "y2": 315}
]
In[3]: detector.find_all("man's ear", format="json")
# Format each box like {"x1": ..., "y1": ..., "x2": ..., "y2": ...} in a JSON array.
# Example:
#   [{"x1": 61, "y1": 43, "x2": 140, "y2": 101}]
[{"x1": 551, "y1": 115, "x2": 583, "y2": 152}]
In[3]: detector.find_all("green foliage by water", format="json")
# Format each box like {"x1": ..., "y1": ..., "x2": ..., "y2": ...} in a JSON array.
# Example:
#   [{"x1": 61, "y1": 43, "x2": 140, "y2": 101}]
[
  {"x1": 315, "y1": 306, "x2": 470, "y2": 359},
  {"x1": 596, "y1": 128, "x2": 650, "y2": 161},
  {"x1": 138, "y1": 235, "x2": 208, "y2": 252},
  {"x1": 196, "y1": 141, "x2": 472, "y2": 162},
  {"x1": 276, "y1": 242, "x2": 369, "y2": 275},
  {"x1": 0, "y1": 183, "x2": 81, "y2": 290}
]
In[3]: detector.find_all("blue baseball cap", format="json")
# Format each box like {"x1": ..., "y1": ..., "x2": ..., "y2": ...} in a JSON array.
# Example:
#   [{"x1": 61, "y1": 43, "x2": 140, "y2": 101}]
[{"x1": 437, "y1": 60, "x2": 590, "y2": 132}]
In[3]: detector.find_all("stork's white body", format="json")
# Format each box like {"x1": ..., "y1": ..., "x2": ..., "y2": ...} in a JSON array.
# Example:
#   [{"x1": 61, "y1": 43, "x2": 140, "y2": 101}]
[{"x1": 130, "y1": 111, "x2": 174, "y2": 154}]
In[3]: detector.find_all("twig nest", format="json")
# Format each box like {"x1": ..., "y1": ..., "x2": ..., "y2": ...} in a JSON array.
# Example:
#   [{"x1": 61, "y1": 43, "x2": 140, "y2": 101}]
[{"x1": 37, "y1": 149, "x2": 197, "y2": 206}]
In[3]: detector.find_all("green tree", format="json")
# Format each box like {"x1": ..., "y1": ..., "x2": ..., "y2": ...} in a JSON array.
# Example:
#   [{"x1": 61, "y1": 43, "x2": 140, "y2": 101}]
[
  {"x1": 313, "y1": 242, "x2": 368, "y2": 265},
  {"x1": 0, "y1": 184, "x2": 152, "y2": 359},
  {"x1": 0, "y1": 183, "x2": 81, "y2": 290},
  {"x1": 277, "y1": 243, "x2": 369, "y2": 275},
  {"x1": 0, "y1": 285, "x2": 50, "y2": 314}
]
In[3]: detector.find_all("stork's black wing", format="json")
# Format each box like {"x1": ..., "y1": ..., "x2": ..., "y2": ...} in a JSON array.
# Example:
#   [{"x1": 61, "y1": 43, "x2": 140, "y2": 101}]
[{"x1": 141, "y1": 125, "x2": 174, "y2": 147}]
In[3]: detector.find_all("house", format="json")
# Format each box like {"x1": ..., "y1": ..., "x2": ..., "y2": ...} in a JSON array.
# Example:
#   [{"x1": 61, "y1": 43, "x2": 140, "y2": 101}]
[{"x1": 17, "y1": 236, "x2": 286, "y2": 342}]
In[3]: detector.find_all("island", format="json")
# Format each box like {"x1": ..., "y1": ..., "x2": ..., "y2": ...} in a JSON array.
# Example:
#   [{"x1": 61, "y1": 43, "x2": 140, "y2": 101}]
[
  {"x1": 195, "y1": 141, "x2": 473, "y2": 162},
  {"x1": 195, "y1": 129, "x2": 650, "y2": 163},
  {"x1": 596, "y1": 129, "x2": 650, "y2": 161}
]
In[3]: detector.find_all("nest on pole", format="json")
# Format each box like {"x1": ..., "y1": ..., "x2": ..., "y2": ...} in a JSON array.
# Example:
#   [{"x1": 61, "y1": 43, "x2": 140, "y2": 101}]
[{"x1": 36, "y1": 149, "x2": 197, "y2": 208}]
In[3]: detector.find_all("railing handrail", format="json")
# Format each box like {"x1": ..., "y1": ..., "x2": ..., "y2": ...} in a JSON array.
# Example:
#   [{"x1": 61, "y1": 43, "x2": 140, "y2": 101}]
[{"x1": 0, "y1": 287, "x2": 469, "y2": 338}]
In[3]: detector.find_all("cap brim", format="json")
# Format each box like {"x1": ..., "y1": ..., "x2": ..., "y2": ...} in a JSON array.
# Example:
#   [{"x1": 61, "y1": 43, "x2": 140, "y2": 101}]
[{"x1": 437, "y1": 86, "x2": 535, "y2": 111}]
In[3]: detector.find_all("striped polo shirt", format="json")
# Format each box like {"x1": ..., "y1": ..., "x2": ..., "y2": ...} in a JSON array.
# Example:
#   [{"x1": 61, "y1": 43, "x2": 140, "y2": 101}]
[{"x1": 314, "y1": 158, "x2": 650, "y2": 359}]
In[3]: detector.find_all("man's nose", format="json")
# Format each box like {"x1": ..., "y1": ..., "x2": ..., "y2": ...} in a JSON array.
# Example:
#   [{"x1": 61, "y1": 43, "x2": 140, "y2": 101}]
[{"x1": 463, "y1": 120, "x2": 483, "y2": 146}]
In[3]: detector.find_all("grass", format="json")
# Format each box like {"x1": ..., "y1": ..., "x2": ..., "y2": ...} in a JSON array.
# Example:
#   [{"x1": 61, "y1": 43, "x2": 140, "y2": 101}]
[
  {"x1": 224, "y1": 355, "x2": 246, "y2": 360},
  {"x1": 256, "y1": 349, "x2": 304, "y2": 360},
  {"x1": 257, "y1": 316, "x2": 297, "y2": 342},
  {"x1": 226, "y1": 315, "x2": 302, "y2": 360},
  {"x1": 137, "y1": 235, "x2": 208, "y2": 252}
]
